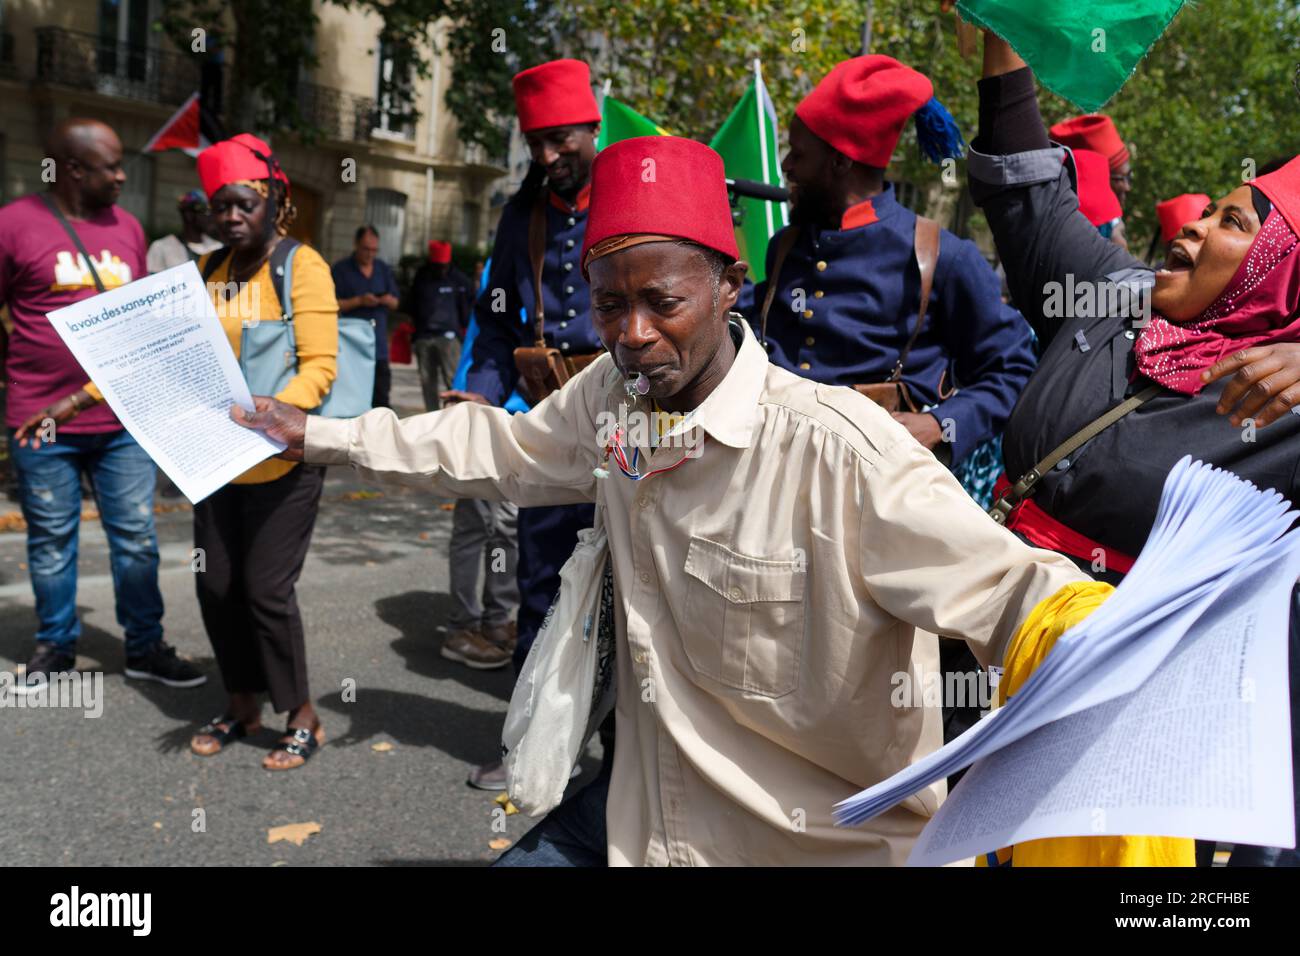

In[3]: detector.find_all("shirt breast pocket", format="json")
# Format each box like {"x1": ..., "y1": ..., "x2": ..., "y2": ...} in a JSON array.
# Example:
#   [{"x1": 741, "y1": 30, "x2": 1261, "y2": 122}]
[{"x1": 681, "y1": 536, "x2": 807, "y2": 699}]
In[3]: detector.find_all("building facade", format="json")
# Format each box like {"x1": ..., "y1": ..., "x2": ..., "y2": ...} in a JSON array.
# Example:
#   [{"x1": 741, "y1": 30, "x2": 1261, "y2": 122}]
[{"x1": 0, "y1": 0, "x2": 509, "y2": 267}]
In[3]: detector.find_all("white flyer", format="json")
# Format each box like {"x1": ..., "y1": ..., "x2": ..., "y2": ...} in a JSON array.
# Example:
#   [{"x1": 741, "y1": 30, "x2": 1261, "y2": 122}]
[
  {"x1": 45, "y1": 260, "x2": 283, "y2": 502},
  {"x1": 833, "y1": 458, "x2": 1299, "y2": 863}
]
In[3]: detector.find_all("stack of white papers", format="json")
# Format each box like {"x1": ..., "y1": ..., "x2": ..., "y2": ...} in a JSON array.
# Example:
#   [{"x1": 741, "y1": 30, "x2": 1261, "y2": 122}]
[{"x1": 834, "y1": 456, "x2": 1299, "y2": 865}]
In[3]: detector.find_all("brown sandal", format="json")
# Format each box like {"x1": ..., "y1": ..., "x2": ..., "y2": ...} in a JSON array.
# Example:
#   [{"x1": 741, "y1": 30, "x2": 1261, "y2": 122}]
[{"x1": 262, "y1": 723, "x2": 325, "y2": 771}]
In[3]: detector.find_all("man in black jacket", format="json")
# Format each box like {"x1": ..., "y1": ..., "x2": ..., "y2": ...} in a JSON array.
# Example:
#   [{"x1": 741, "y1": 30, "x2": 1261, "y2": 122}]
[{"x1": 405, "y1": 240, "x2": 472, "y2": 411}]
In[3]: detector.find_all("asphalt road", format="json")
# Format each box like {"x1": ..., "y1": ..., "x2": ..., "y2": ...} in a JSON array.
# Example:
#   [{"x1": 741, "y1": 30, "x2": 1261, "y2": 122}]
[{"x1": 0, "y1": 365, "x2": 601, "y2": 866}]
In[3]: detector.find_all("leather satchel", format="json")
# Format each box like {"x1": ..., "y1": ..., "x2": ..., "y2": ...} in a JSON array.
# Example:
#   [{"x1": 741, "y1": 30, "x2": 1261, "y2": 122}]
[
  {"x1": 512, "y1": 194, "x2": 599, "y2": 405},
  {"x1": 759, "y1": 212, "x2": 946, "y2": 414}
]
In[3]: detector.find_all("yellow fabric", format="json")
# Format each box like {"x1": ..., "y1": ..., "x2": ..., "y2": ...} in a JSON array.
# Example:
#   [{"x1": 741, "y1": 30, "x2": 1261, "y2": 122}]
[
  {"x1": 975, "y1": 581, "x2": 1196, "y2": 867},
  {"x1": 650, "y1": 399, "x2": 685, "y2": 442},
  {"x1": 200, "y1": 243, "x2": 338, "y2": 484}
]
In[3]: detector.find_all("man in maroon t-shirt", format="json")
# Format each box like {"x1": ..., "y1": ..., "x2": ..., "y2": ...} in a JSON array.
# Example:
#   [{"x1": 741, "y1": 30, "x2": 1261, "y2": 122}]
[{"x1": 0, "y1": 118, "x2": 204, "y2": 691}]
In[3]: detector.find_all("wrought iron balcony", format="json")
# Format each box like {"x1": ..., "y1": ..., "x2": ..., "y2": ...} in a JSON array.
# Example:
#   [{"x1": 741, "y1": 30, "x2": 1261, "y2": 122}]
[
  {"x1": 35, "y1": 27, "x2": 199, "y2": 107},
  {"x1": 293, "y1": 80, "x2": 377, "y2": 143}
]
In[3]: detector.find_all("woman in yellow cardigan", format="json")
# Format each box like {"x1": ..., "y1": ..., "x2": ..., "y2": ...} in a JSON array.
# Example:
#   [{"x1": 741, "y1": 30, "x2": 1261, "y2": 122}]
[{"x1": 187, "y1": 135, "x2": 338, "y2": 770}]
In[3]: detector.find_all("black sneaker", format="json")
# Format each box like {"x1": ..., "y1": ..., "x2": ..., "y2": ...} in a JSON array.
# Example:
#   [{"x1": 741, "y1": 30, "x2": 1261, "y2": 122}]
[
  {"x1": 125, "y1": 642, "x2": 207, "y2": 688},
  {"x1": 13, "y1": 643, "x2": 77, "y2": 696}
]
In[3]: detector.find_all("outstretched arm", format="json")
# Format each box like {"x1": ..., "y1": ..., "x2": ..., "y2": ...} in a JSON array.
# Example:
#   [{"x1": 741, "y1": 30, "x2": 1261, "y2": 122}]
[{"x1": 232, "y1": 357, "x2": 609, "y2": 506}]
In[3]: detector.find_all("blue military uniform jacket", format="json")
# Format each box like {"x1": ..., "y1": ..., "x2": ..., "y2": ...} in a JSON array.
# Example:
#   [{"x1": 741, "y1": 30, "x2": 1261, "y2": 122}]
[
  {"x1": 466, "y1": 187, "x2": 602, "y2": 406},
  {"x1": 737, "y1": 184, "x2": 1036, "y2": 464}
]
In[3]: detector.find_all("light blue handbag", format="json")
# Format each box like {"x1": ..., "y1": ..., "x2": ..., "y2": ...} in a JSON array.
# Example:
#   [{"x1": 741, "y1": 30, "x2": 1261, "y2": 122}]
[{"x1": 206, "y1": 238, "x2": 376, "y2": 418}]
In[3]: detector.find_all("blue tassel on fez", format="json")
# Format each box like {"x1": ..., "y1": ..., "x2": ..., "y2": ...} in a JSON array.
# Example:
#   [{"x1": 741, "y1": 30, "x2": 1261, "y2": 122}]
[{"x1": 913, "y1": 96, "x2": 965, "y2": 163}]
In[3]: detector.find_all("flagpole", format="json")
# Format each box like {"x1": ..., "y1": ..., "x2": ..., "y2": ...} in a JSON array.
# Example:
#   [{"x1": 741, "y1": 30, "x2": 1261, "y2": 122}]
[{"x1": 753, "y1": 59, "x2": 775, "y2": 240}]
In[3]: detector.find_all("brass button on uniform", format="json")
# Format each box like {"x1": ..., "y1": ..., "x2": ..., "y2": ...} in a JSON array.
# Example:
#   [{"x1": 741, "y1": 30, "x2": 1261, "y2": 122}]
[
  {"x1": 813, "y1": 290, "x2": 824, "y2": 298},
  {"x1": 639, "y1": 571, "x2": 651, "y2": 583},
  {"x1": 815, "y1": 260, "x2": 827, "y2": 271},
  {"x1": 799, "y1": 361, "x2": 811, "y2": 370},
  {"x1": 802, "y1": 309, "x2": 813, "y2": 319},
  {"x1": 805, "y1": 336, "x2": 815, "y2": 346},
  {"x1": 637, "y1": 495, "x2": 650, "y2": 508}
]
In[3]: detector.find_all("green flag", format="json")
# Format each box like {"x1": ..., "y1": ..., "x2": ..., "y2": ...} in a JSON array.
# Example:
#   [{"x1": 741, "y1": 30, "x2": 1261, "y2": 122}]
[
  {"x1": 957, "y1": 0, "x2": 1186, "y2": 112},
  {"x1": 597, "y1": 96, "x2": 669, "y2": 150},
  {"x1": 709, "y1": 61, "x2": 788, "y2": 283}
]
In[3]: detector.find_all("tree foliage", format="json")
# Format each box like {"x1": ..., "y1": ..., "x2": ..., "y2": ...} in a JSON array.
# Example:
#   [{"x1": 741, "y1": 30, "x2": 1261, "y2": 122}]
[{"x1": 156, "y1": 0, "x2": 1299, "y2": 246}]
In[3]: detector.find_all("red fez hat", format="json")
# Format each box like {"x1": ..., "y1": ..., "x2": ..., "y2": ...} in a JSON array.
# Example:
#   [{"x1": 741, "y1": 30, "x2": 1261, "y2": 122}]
[
  {"x1": 512, "y1": 59, "x2": 601, "y2": 134},
  {"x1": 1155, "y1": 193, "x2": 1211, "y2": 244},
  {"x1": 1069, "y1": 149, "x2": 1122, "y2": 228},
  {"x1": 1251, "y1": 155, "x2": 1300, "y2": 238},
  {"x1": 1049, "y1": 115, "x2": 1129, "y2": 171},
  {"x1": 428, "y1": 240, "x2": 452, "y2": 264},
  {"x1": 795, "y1": 56, "x2": 936, "y2": 168},
  {"x1": 581, "y1": 135, "x2": 738, "y2": 280},
  {"x1": 196, "y1": 133, "x2": 290, "y2": 200}
]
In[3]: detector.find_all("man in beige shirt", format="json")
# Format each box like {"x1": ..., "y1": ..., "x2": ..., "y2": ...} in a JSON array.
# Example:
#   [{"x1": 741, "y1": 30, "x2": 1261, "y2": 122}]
[{"x1": 232, "y1": 135, "x2": 1090, "y2": 866}]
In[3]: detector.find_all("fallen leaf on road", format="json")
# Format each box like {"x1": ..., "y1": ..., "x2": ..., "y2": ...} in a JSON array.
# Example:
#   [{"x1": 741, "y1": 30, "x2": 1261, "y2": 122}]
[
  {"x1": 438, "y1": 503, "x2": 454, "y2": 511},
  {"x1": 152, "y1": 821, "x2": 162, "y2": 829},
  {"x1": 418, "y1": 532, "x2": 430, "y2": 540},
  {"x1": 493, "y1": 792, "x2": 519, "y2": 815},
  {"x1": 371, "y1": 742, "x2": 394, "y2": 752},
  {"x1": 267, "y1": 822, "x2": 322, "y2": 846},
  {"x1": 345, "y1": 490, "x2": 383, "y2": 500},
  {"x1": 489, "y1": 838, "x2": 512, "y2": 851}
]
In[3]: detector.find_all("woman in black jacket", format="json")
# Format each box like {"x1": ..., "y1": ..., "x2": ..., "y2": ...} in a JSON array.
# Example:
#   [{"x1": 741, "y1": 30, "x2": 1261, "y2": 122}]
[{"x1": 969, "y1": 30, "x2": 1300, "y2": 867}]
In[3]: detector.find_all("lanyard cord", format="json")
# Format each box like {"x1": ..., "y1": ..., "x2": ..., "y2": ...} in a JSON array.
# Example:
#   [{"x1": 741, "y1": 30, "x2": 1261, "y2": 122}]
[{"x1": 599, "y1": 429, "x2": 704, "y2": 481}]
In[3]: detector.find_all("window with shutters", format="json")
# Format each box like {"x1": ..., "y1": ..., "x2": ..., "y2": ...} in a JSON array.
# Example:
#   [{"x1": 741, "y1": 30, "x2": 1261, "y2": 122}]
[{"x1": 364, "y1": 188, "x2": 407, "y2": 263}]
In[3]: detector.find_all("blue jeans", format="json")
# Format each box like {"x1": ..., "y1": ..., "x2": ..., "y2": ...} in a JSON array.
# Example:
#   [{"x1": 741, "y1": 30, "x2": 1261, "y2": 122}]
[
  {"x1": 493, "y1": 762, "x2": 611, "y2": 867},
  {"x1": 9, "y1": 429, "x2": 164, "y2": 655}
]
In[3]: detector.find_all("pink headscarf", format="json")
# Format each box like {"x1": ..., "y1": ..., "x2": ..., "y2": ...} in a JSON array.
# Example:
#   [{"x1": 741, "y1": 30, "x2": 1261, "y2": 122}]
[{"x1": 1135, "y1": 156, "x2": 1300, "y2": 395}]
